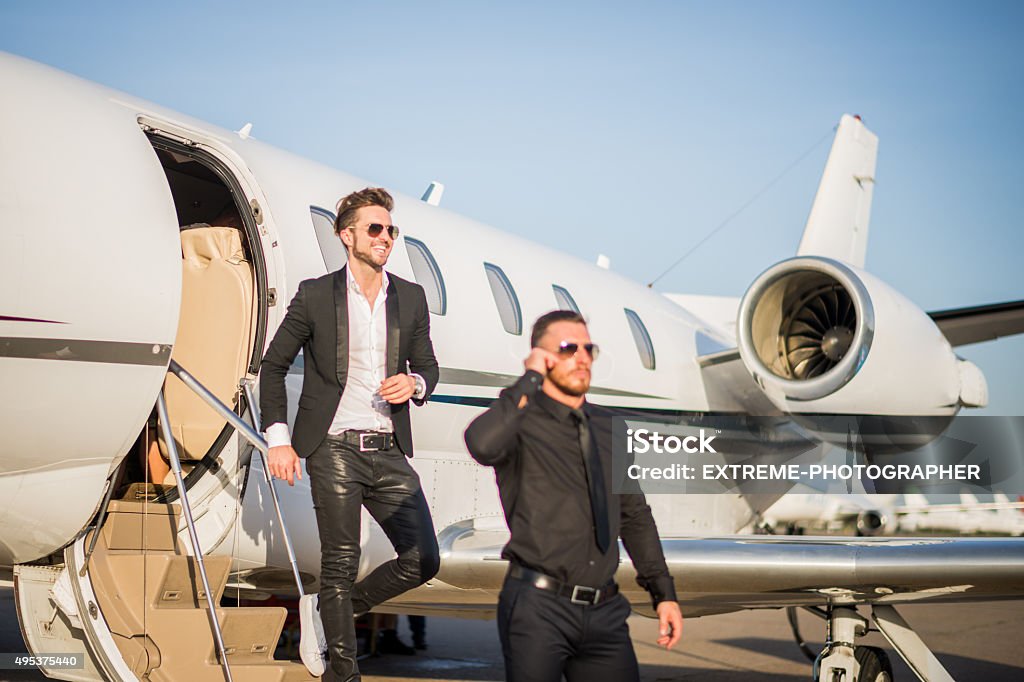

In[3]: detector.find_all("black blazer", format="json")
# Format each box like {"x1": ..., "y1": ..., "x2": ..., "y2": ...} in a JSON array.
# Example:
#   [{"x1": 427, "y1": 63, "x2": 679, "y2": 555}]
[{"x1": 259, "y1": 267, "x2": 439, "y2": 458}]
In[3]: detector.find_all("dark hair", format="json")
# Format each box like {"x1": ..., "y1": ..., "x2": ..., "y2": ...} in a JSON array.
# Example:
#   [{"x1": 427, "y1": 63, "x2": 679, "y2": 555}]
[
  {"x1": 531, "y1": 310, "x2": 586, "y2": 347},
  {"x1": 333, "y1": 187, "x2": 394, "y2": 235}
]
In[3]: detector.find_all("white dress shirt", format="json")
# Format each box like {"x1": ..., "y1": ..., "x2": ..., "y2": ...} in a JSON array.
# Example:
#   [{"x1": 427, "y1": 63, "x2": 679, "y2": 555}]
[{"x1": 264, "y1": 267, "x2": 424, "y2": 449}]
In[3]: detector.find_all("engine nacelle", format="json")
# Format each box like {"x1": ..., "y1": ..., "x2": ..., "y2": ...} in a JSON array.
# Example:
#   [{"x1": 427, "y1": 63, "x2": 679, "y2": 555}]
[
  {"x1": 737, "y1": 257, "x2": 983, "y2": 416},
  {"x1": 855, "y1": 509, "x2": 893, "y2": 536}
]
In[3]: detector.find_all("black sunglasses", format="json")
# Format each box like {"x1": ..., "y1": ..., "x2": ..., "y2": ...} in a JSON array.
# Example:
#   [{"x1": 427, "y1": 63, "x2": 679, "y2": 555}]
[
  {"x1": 351, "y1": 223, "x2": 400, "y2": 239},
  {"x1": 556, "y1": 341, "x2": 600, "y2": 360}
]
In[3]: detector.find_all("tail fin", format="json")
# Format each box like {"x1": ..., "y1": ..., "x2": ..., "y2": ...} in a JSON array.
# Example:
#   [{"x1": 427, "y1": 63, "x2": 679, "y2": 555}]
[{"x1": 797, "y1": 114, "x2": 878, "y2": 268}]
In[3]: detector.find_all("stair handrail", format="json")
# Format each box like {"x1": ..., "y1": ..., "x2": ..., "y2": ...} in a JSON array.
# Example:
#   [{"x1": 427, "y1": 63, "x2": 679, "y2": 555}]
[
  {"x1": 239, "y1": 377, "x2": 306, "y2": 598},
  {"x1": 156, "y1": 388, "x2": 233, "y2": 682},
  {"x1": 165, "y1": 360, "x2": 306, "y2": 598},
  {"x1": 167, "y1": 360, "x2": 267, "y2": 454}
]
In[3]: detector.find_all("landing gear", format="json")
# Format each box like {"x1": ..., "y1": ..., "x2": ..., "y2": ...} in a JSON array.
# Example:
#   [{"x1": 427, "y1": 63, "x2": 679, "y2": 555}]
[
  {"x1": 854, "y1": 646, "x2": 893, "y2": 682},
  {"x1": 795, "y1": 603, "x2": 953, "y2": 681},
  {"x1": 872, "y1": 605, "x2": 954, "y2": 682},
  {"x1": 813, "y1": 605, "x2": 866, "y2": 681}
]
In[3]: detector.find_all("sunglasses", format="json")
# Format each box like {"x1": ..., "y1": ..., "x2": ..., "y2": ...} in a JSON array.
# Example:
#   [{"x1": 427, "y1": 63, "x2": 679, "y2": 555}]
[
  {"x1": 556, "y1": 341, "x2": 600, "y2": 360},
  {"x1": 350, "y1": 223, "x2": 400, "y2": 239}
]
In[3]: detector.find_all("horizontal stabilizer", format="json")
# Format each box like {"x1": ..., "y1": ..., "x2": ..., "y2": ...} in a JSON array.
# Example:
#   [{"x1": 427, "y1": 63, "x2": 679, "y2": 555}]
[{"x1": 928, "y1": 299, "x2": 1024, "y2": 347}]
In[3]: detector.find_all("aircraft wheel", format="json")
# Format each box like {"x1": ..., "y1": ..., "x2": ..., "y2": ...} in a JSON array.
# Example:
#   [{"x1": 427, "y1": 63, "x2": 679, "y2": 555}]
[{"x1": 855, "y1": 646, "x2": 893, "y2": 682}]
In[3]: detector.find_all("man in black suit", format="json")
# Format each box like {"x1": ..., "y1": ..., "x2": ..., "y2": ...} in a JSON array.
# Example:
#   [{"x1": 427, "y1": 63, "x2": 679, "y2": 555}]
[
  {"x1": 259, "y1": 187, "x2": 440, "y2": 681},
  {"x1": 465, "y1": 311, "x2": 683, "y2": 681}
]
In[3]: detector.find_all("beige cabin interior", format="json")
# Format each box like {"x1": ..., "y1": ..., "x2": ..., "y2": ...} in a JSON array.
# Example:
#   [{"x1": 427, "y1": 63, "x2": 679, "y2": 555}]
[{"x1": 118, "y1": 144, "x2": 259, "y2": 497}]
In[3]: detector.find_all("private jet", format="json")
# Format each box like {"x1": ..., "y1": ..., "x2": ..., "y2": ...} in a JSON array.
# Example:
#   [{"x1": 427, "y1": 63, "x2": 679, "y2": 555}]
[
  {"x1": 759, "y1": 491, "x2": 899, "y2": 536},
  {"x1": 3, "y1": 51, "x2": 1024, "y2": 682}
]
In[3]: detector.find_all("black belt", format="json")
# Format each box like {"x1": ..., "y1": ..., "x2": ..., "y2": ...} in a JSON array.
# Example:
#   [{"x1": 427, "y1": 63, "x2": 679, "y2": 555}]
[
  {"x1": 331, "y1": 430, "x2": 396, "y2": 452},
  {"x1": 507, "y1": 564, "x2": 619, "y2": 606}
]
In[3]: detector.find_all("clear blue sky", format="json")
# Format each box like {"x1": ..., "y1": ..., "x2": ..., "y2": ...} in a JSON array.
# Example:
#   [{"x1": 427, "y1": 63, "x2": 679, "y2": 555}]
[{"x1": 3, "y1": 1, "x2": 1021, "y2": 413}]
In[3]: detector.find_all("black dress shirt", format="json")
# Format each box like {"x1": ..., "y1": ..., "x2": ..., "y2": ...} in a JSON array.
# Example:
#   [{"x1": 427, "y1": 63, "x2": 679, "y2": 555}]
[{"x1": 465, "y1": 371, "x2": 677, "y2": 607}]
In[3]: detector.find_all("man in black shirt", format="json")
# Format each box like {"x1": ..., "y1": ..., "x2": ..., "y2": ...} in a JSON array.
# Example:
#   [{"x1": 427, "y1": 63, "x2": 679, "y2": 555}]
[{"x1": 465, "y1": 310, "x2": 683, "y2": 681}]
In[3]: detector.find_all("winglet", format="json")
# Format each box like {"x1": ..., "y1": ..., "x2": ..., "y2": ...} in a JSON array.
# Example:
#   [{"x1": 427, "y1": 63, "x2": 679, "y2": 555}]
[{"x1": 797, "y1": 114, "x2": 878, "y2": 268}]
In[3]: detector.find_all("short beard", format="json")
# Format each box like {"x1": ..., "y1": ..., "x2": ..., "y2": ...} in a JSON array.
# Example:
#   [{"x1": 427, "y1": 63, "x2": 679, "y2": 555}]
[
  {"x1": 350, "y1": 233, "x2": 388, "y2": 270},
  {"x1": 352, "y1": 248, "x2": 385, "y2": 270},
  {"x1": 549, "y1": 372, "x2": 588, "y2": 397}
]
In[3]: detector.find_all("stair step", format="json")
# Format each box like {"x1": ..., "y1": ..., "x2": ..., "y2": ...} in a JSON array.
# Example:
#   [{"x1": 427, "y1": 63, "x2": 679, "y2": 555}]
[
  {"x1": 98, "y1": 552, "x2": 231, "y2": 609},
  {"x1": 119, "y1": 481, "x2": 176, "y2": 502},
  {"x1": 156, "y1": 554, "x2": 231, "y2": 608},
  {"x1": 101, "y1": 500, "x2": 182, "y2": 552},
  {"x1": 148, "y1": 660, "x2": 316, "y2": 682},
  {"x1": 141, "y1": 605, "x2": 287, "y2": 659},
  {"x1": 89, "y1": 551, "x2": 234, "y2": 639},
  {"x1": 112, "y1": 607, "x2": 294, "y2": 678},
  {"x1": 217, "y1": 607, "x2": 289, "y2": 665},
  {"x1": 87, "y1": 500, "x2": 316, "y2": 680}
]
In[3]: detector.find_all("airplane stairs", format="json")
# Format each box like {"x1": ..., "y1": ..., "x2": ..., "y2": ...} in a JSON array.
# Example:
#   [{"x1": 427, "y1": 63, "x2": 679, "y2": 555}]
[{"x1": 72, "y1": 499, "x2": 314, "y2": 681}]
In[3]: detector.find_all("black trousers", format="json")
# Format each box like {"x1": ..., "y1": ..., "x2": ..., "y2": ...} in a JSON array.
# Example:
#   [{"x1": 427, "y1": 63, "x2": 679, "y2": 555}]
[
  {"x1": 497, "y1": 573, "x2": 640, "y2": 682},
  {"x1": 307, "y1": 436, "x2": 440, "y2": 682}
]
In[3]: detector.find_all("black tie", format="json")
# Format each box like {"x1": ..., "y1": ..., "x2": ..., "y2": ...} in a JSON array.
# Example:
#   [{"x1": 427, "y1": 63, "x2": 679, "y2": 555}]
[{"x1": 573, "y1": 409, "x2": 610, "y2": 553}]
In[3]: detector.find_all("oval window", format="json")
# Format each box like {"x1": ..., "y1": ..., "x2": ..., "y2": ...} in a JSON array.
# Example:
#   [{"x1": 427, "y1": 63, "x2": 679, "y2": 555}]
[
  {"x1": 484, "y1": 263, "x2": 522, "y2": 335},
  {"x1": 309, "y1": 206, "x2": 345, "y2": 272},
  {"x1": 552, "y1": 285, "x2": 580, "y2": 314},
  {"x1": 405, "y1": 237, "x2": 447, "y2": 315},
  {"x1": 624, "y1": 308, "x2": 656, "y2": 370}
]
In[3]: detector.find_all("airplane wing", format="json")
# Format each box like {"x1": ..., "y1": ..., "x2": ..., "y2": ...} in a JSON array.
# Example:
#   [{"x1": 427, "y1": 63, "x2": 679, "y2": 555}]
[
  {"x1": 653, "y1": 535, "x2": 1024, "y2": 616},
  {"x1": 428, "y1": 524, "x2": 1024, "y2": 618},
  {"x1": 928, "y1": 299, "x2": 1024, "y2": 347},
  {"x1": 409, "y1": 524, "x2": 1024, "y2": 680}
]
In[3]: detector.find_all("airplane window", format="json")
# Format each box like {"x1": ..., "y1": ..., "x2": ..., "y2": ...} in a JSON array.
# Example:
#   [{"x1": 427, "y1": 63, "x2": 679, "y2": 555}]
[
  {"x1": 484, "y1": 263, "x2": 522, "y2": 335},
  {"x1": 552, "y1": 285, "x2": 580, "y2": 314},
  {"x1": 404, "y1": 237, "x2": 447, "y2": 315},
  {"x1": 310, "y1": 206, "x2": 345, "y2": 272},
  {"x1": 624, "y1": 308, "x2": 656, "y2": 370}
]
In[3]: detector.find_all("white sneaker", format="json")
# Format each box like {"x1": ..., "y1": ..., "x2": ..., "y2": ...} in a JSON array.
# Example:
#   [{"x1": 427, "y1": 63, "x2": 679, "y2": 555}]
[{"x1": 299, "y1": 593, "x2": 328, "y2": 676}]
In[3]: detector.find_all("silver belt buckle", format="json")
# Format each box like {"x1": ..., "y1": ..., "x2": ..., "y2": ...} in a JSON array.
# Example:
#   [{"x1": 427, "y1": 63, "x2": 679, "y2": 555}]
[
  {"x1": 570, "y1": 585, "x2": 599, "y2": 605},
  {"x1": 358, "y1": 432, "x2": 377, "y2": 451}
]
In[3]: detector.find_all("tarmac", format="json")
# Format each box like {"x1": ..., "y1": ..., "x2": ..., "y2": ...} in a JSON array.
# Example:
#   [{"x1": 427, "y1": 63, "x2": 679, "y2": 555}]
[{"x1": 2, "y1": 584, "x2": 1022, "y2": 681}]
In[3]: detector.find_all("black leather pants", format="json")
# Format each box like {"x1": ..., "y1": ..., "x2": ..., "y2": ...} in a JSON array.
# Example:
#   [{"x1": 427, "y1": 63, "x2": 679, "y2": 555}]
[{"x1": 307, "y1": 436, "x2": 440, "y2": 682}]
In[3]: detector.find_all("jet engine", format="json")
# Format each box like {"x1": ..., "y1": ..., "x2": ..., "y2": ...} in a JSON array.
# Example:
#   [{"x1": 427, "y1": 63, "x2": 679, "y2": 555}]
[
  {"x1": 736, "y1": 257, "x2": 985, "y2": 416},
  {"x1": 855, "y1": 508, "x2": 893, "y2": 536}
]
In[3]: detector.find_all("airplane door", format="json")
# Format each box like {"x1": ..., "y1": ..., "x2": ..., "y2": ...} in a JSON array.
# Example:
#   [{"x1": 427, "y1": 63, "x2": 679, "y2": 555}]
[{"x1": 0, "y1": 55, "x2": 182, "y2": 565}]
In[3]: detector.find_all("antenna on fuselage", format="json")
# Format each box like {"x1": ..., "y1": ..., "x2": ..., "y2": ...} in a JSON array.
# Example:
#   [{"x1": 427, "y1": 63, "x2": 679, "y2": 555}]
[
  {"x1": 422, "y1": 181, "x2": 445, "y2": 206},
  {"x1": 237, "y1": 123, "x2": 253, "y2": 140}
]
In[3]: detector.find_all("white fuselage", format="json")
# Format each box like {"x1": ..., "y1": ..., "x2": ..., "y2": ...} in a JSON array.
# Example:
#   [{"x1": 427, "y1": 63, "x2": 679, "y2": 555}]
[
  {"x1": 0, "y1": 53, "x2": 979, "y2": 598},
  {"x1": 0, "y1": 52, "x2": 755, "y2": 578}
]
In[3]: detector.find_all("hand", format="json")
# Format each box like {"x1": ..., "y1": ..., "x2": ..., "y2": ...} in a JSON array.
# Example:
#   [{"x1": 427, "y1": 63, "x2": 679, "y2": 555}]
[
  {"x1": 380, "y1": 373, "x2": 416, "y2": 404},
  {"x1": 267, "y1": 445, "x2": 302, "y2": 486},
  {"x1": 656, "y1": 600, "x2": 683, "y2": 649},
  {"x1": 524, "y1": 347, "x2": 558, "y2": 376}
]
